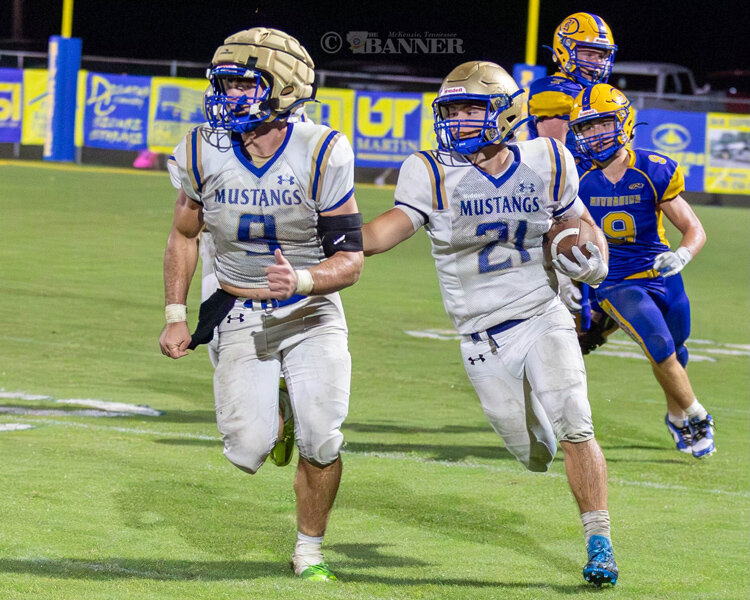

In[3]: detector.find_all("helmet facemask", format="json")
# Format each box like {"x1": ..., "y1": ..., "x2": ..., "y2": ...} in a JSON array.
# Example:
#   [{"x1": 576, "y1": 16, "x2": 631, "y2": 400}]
[
  {"x1": 562, "y1": 41, "x2": 616, "y2": 86},
  {"x1": 433, "y1": 90, "x2": 524, "y2": 154},
  {"x1": 204, "y1": 64, "x2": 273, "y2": 133},
  {"x1": 571, "y1": 110, "x2": 630, "y2": 163}
]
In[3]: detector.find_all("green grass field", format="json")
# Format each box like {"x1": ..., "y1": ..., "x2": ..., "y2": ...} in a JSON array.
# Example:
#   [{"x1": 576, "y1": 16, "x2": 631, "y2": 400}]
[{"x1": 1, "y1": 161, "x2": 748, "y2": 599}]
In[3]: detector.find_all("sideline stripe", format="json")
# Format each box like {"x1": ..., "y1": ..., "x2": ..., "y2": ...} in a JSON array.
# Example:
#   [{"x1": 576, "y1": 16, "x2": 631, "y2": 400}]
[{"x1": 0, "y1": 159, "x2": 165, "y2": 177}]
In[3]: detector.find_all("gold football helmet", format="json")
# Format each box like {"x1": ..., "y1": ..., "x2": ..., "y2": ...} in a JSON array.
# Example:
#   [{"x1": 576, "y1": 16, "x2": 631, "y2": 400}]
[
  {"x1": 433, "y1": 61, "x2": 525, "y2": 154},
  {"x1": 552, "y1": 13, "x2": 617, "y2": 86},
  {"x1": 205, "y1": 27, "x2": 315, "y2": 132},
  {"x1": 569, "y1": 84, "x2": 634, "y2": 162}
]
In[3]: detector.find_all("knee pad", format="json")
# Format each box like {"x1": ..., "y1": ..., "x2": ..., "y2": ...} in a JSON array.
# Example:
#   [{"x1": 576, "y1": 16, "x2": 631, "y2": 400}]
[
  {"x1": 646, "y1": 332, "x2": 675, "y2": 364},
  {"x1": 675, "y1": 344, "x2": 689, "y2": 367},
  {"x1": 299, "y1": 429, "x2": 343, "y2": 467}
]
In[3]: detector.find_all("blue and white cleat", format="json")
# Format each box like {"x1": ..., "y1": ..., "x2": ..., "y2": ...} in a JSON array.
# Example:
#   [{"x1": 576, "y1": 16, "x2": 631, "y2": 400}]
[
  {"x1": 583, "y1": 535, "x2": 618, "y2": 587},
  {"x1": 688, "y1": 414, "x2": 716, "y2": 459},
  {"x1": 664, "y1": 414, "x2": 692, "y2": 454}
]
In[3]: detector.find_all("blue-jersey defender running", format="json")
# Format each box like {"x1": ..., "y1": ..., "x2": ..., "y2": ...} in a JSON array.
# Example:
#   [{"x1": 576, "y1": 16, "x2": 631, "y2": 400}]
[{"x1": 569, "y1": 83, "x2": 716, "y2": 459}]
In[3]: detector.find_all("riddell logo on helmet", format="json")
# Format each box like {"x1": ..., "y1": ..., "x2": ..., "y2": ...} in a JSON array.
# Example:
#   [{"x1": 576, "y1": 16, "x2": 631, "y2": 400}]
[{"x1": 441, "y1": 86, "x2": 466, "y2": 95}]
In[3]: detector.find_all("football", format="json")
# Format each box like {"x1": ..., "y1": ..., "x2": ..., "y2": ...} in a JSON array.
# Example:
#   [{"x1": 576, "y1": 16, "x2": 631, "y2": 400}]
[{"x1": 544, "y1": 216, "x2": 608, "y2": 264}]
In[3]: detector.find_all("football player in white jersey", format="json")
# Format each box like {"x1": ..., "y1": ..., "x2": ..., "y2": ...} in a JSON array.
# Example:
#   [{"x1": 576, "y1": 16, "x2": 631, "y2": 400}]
[
  {"x1": 159, "y1": 27, "x2": 364, "y2": 581},
  {"x1": 363, "y1": 61, "x2": 618, "y2": 586}
]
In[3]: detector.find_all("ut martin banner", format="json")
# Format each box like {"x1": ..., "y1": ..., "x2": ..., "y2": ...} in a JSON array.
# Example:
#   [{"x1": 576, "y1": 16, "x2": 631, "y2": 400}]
[
  {"x1": 353, "y1": 90, "x2": 422, "y2": 168},
  {"x1": 0, "y1": 68, "x2": 23, "y2": 143},
  {"x1": 83, "y1": 73, "x2": 150, "y2": 150}
]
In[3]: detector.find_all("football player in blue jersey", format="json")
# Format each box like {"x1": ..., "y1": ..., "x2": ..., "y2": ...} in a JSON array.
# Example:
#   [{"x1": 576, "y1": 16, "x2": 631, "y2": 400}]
[
  {"x1": 569, "y1": 84, "x2": 716, "y2": 459},
  {"x1": 527, "y1": 12, "x2": 619, "y2": 351}
]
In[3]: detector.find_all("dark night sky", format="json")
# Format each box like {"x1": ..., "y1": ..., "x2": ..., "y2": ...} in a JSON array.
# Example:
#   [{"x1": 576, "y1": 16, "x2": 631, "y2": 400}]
[{"x1": 2, "y1": 1, "x2": 748, "y2": 83}]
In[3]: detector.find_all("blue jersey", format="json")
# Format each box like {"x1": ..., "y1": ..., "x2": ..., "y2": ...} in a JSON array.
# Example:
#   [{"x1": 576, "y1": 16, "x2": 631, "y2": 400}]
[
  {"x1": 527, "y1": 73, "x2": 582, "y2": 159},
  {"x1": 578, "y1": 148, "x2": 685, "y2": 287}
]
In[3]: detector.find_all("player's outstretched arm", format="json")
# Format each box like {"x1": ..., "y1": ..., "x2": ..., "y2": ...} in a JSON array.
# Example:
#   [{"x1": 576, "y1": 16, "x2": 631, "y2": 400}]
[
  {"x1": 362, "y1": 208, "x2": 417, "y2": 256},
  {"x1": 159, "y1": 190, "x2": 203, "y2": 359},
  {"x1": 266, "y1": 197, "x2": 364, "y2": 299},
  {"x1": 653, "y1": 195, "x2": 706, "y2": 277}
]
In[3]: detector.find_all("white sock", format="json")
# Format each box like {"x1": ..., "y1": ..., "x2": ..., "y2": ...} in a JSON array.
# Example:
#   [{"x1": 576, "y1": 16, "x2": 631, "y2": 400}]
[
  {"x1": 581, "y1": 510, "x2": 611, "y2": 543},
  {"x1": 684, "y1": 399, "x2": 708, "y2": 422},
  {"x1": 667, "y1": 412, "x2": 687, "y2": 426},
  {"x1": 292, "y1": 532, "x2": 324, "y2": 574}
]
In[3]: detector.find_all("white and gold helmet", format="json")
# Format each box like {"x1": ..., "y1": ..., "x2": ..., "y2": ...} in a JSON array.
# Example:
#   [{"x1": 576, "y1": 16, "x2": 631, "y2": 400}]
[
  {"x1": 433, "y1": 61, "x2": 525, "y2": 154},
  {"x1": 204, "y1": 27, "x2": 315, "y2": 132}
]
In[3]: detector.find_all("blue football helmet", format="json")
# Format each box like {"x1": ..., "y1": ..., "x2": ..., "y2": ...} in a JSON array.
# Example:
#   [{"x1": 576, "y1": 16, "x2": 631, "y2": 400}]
[
  {"x1": 570, "y1": 84, "x2": 634, "y2": 163},
  {"x1": 204, "y1": 27, "x2": 315, "y2": 133},
  {"x1": 433, "y1": 61, "x2": 525, "y2": 155}
]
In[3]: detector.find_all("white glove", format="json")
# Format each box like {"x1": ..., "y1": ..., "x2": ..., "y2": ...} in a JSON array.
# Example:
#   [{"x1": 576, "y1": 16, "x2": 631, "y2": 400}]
[
  {"x1": 553, "y1": 242, "x2": 608, "y2": 287},
  {"x1": 557, "y1": 273, "x2": 582, "y2": 311},
  {"x1": 653, "y1": 247, "x2": 691, "y2": 277}
]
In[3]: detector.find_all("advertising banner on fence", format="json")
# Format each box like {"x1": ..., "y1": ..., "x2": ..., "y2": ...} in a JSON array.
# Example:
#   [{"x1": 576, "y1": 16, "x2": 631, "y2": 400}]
[
  {"x1": 21, "y1": 69, "x2": 49, "y2": 146},
  {"x1": 0, "y1": 68, "x2": 23, "y2": 143},
  {"x1": 303, "y1": 87, "x2": 355, "y2": 142},
  {"x1": 148, "y1": 77, "x2": 207, "y2": 153},
  {"x1": 704, "y1": 113, "x2": 750, "y2": 195},
  {"x1": 632, "y1": 109, "x2": 707, "y2": 192},
  {"x1": 83, "y1": 72, "x2": 150, "y2": 151},
  {"x1": 353, "y1": 90, "x2": 422, "y2": 167}
]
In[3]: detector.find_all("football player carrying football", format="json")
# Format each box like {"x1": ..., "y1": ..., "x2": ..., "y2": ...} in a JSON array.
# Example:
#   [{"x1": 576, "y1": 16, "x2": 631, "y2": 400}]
[
  {"x1": 570, "y1": 84, "x2": 716, "y2": 459},
  {"x1": 363, "y1": 61, "x2": 618, "y2": 587},
  {"x1": 159, "y1": 27, "x2": 363, "y2": 581}
]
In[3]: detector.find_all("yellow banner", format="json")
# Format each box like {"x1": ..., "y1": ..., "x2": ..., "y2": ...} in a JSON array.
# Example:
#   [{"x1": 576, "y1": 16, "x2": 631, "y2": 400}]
[
  {"x1": 22, "y1": 69, "x2": 49, "y2": 145},
  {"x1": 704, "y1": 113, "x2": 750, "y2": 195},
  {"x1": 421, "y1": 92, "x2": 437, "y2": 150},
  {"x1": 148, "y1": 77, "x2": 207, "y2": 153},
  {"x1": 21, "y1": 69, "x2": 86, "y2": 147},
  {"x1": 303, "y1": 87, "x2": 354, "y2": 142}
]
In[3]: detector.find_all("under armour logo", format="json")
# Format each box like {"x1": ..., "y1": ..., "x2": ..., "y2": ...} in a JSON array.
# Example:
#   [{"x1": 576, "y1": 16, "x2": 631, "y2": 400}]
[
  {"x1": 467, "y1": 354, "x2": 485, "y2": 365},
  {"x1": 277, "y1": 175, "x2": 295, "y2": 185},
  {"x1": 518, "y1": 182, "x2": 535, "y2": 193},
  {"x1": 226, "y1": 314, "x2": 245, "y2": 323}
]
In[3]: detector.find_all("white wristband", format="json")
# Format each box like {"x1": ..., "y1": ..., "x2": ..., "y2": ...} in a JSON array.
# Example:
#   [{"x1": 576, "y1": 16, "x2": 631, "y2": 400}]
[
  {"x1": 294, "y1": 269, "x2": 314, "y2": 295},
  {"x1": 675, "y1": 247, "x2": 692, "y2": 266},
  {"x1": 165, "y1": 303, "x2": 187, "y2": 323}
]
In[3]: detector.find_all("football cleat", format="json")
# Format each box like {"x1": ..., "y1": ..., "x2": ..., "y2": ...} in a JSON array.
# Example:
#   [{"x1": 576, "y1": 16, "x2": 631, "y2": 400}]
[
  {"x1": 688, "y1": 414, "x2": 716, "y2": 459},
  {"x1": 664, "y1": 414, "x2": 692, "y2": 454},
  {"x1": 268, "y1": 380, "x2": 295, "y2": 467},
  {"x1": 583, "y1": 535, "x2": 618, "y2": 587},
  {"x1": 297, "y1": 562, "x2": 338, "y2": 581}
]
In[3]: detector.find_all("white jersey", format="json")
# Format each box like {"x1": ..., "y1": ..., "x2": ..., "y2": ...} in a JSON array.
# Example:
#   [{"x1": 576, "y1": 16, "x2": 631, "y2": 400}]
[
  {"x1": 394, "y1": 137, "x2": 584, "y2": 335},
  {"x1": 168, "y1": 121, "x2": 354, "y2": 288}
]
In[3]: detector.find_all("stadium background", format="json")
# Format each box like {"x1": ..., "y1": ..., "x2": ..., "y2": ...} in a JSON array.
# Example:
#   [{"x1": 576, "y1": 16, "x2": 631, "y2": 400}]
[{"x1": 1, "y1": 0, "x2": 749, "y2": 201}]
